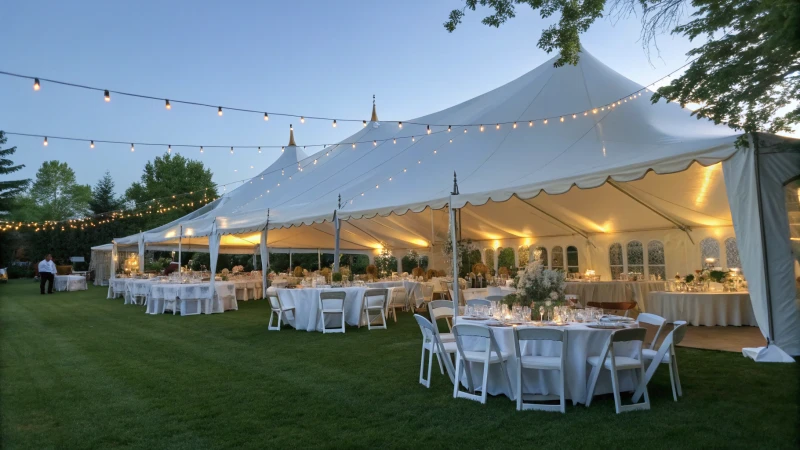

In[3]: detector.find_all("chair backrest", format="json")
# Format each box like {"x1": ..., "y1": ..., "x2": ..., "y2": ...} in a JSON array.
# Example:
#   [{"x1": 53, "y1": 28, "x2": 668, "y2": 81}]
[
  {"x1": 363, "y1": 288, "x2": 388, "y2": 308},
  {"x1": 421, "y1": 283, "x2": 434, "y2": 299},
  {"x1": 429, "y1": 299, "x2": 455, "y2": 311},
  {"x1": 486, "y1": 295, "x2": 505, "y2": 302},
  {"x1": 453, "y1": 323, "x2": 503, "y2": 361},
  {"x1": 650, "y1": 321, "x2": 688, "y2": 364},
  {"x1": 389, "y1": 288, "x2": 406, "y2": 306},
  {"x1": 514, "y1": 327, "x2": 565, "y2": 358},
  {"x1": 636, "y1": 313, "x2": 667, "y2": 349},
  {"x1": 466, "y1": 299, "x2": 491, "y2": 308},
  {"x1": 671, "y1": 321, "x2": 688, "y2": 346},
  {"x1": 428, "y1": 300, "x2": 454, "y2": 332},
  {"x1": 414, "y1": 314, "x2": 437, "y2": 343},
  {"x1": 414, "y1": 314, "x2": 455, "y2": 383},
  {"x1": 320, "y1": 290, "x2": 346, "y2": 310},
  {"x1": 612, "y1": 327, "x2": 647, "y2": 343},
  {"x1": 267, "y1": 293, "x2": 282, "y2": 310}
]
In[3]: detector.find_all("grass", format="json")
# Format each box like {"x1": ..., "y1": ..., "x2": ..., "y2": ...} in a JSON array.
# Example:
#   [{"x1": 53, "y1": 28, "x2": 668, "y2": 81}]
[{"x1": 0, "y1": 279, "x2": 797, "y2": 449}]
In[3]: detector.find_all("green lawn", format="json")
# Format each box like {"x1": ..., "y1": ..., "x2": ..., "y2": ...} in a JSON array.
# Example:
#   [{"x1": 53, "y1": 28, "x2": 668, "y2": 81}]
[{"x1": 0, "y1": 279, "x2": 797, "y2": 449}]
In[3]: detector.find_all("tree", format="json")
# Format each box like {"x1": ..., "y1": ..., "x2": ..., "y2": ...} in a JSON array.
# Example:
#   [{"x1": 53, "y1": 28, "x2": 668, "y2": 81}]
[
  {"x1": 125, "y1": 153, "x2": 218, "y2": 229},
  {"x1": 0, "y1": 131, "x2": 30, "y2": 214},
  {"x1": 445, "y1": 0, "x2": 800, "y2": 134},
  {"x1": 26, "y1": 161, "x2": 91, "y2": 222},
  {"x1": 89, "y1": 171, "x2": 123, "y2": 215}
]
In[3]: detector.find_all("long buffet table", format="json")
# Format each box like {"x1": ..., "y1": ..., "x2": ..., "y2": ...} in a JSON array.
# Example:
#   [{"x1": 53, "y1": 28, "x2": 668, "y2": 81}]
[
  {"x1": 107, "y1": 277, "x2": 239, "y2": 316},
  {"x1": 643, "y1": 291, "x2": 756, "y2": 326},
  {"x1": 565, "y1": 281, "x2": 667, "y2": 307}
]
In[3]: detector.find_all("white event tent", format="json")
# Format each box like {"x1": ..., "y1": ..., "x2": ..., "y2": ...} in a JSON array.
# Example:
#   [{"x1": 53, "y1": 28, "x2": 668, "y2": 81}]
[{"x1": 112, "y1": 49, "x2": 799, "y2": 360}]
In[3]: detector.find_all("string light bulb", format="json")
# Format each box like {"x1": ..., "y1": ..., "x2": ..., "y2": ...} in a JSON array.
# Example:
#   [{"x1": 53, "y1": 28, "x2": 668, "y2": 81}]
[
  {"x1": 104, "y1": 90, "x2": 110, "y2": 102},
  {"x1": 496, "y1": 123, "x2": 500, "y2": 130},
  {"x1": 168, "y1": 145, "x2": 171, "y2": 154},
  {"x1": 398, "y1": 121, "x2": 403, "y2": 129},
  {"x1": 90, "y1": 140, "x2": 94, "y2": 149},
  {"x1": 264, "y1": 112, "x2": 269, "y2": 121},
  {"x1": 332, "y1": 119, "x2": 337, "y2": 128},
  {"x1": 480, "y1": 125, "x2": 484, "y2": 132},
  {"x1": 130, "y1": 143, "x2": 134, "y2": 152},
  {"x1": 560, "y1": 117, "x2": 564, "y2": 122},
  {"x1": 165, "y1": 99, "x2": 171, "y2": 110},
  {"x1": 300, "y1": 116, "x2": 305, "y2": 124},
  {"x1": 281, "y1": 146, "x2": 285, "y2": 152},
  {"x1": 43, "y1": 137, "x2": 48, "y2": 146},
  {"x1": 448, "y1": 125, "x2": 451, "y2": 132},
  {"x1": 373, "y1": 140, "x2": 377, "y2": 146},
  {"x1": 218, "y1": 107, "x2": 223, "y2": 116},
  {"x1": 543, "y1": 119, "x2": 548, "y2": 124},
  {"x1": 513, "y1": 122, "x2": 517, "y2": 129},
  {"x1": 412, "y1": 136, "x2": 415, "y2": 142},
  {"x1": 352, "y1": 143, "x2": 356, "y2": 149},
  {"x1": 230, "y1": 147, "x2": 234, "y2": 154},
  {"x1": 427, "y1": 125, "x2": 431, "y2": 134},
  {"x1": 572, "y1": 114, "x2": 577, "y2": 119},
  {"x1": 529, "y1": 120, "x2": 533, "y2": 127},
  {"x1": 258, "y1": 147, "x2": 262, "y2": 153},
  {"x1": 33, "y1": 78, "x2": 40, "y2": 91},
  {"x1": 200, "y1": 146, "x2": 204, "y2": 153},
  {"x1": 362, "y1": 120, "x2": 367, "y2": 127},
  {"x1": 464, "y1": 128, "x2": 467, "y2": 133},
  {"x1": 393, "y1": 138, "x2": 396, "y2": 144}
]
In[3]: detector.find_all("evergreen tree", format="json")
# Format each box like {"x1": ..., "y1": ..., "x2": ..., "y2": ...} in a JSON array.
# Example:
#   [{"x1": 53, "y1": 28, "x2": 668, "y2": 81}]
[
  {"x1": 89, "y1": 171, "x2": 122, "y2": 215},
  {"x1": 0, "y1": 131, "x2": 30, "y2": 213}
]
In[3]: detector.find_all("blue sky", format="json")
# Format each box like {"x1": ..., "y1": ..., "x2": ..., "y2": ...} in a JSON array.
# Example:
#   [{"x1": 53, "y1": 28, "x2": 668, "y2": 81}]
[{"x1": 1, "y1": 0, "x2": 703, "y2": 195}]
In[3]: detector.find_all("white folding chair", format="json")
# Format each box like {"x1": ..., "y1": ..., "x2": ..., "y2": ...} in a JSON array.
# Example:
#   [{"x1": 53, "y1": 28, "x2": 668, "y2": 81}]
[
  {"x1": 319, "y1": 291, "x2": 346, "y2": 333},
  {"x1": 633, "y1": 321, "x2": 688, "y2": 403},
  {"x1": 421, "y1": 283, "x2": 435, "y2": 303},
  {"x1": 414, "y1": 314, "x2": 456, "y2": 387},
  {"x1": 636, "y1": 313, "x2": 667, "y2": 350},
  {"x1": 362, "y1": 289, "x2": 388, "y2": 330},
  {"x1": 466, "y1": 299, "x2": 491, "y2": 308},
  {"x1": 586, "y1": 327, "x2": 650, "y2": 413},
  {"x1": 452, "y1": 323, "x2": 512, "y2": 404},
  {"x1": 428, "y1": 300, "x2": 455, "y2": 341},
  {"x1": 387, "y1": 288, "x2": 406, "y2": 322},
  {"x1": 268, "y1": 291, "x2": 295, "y2": 331},
  {"x1": 514, "y1": 327, "x2": 567, "y2": 413}
]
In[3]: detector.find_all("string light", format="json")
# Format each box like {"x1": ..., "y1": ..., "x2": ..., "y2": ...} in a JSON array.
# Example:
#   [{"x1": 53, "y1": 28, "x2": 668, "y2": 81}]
[
  {"x1": 281, "y1": 146, "x2": 285, "y2": 152},
  {"x1": 448, "y1": 125, "x2": 451, "y2": 132},
  {"x1": 572, "y1": 114, "x2": 576, "y2": 119},
  {"x1": 543, "y1": 119, "x2": 548, "y2": 124},
  {"x1": 218, "y1": 107, "x2": 223, "y2": 116},
  {"x1": 373, "y1": 140, "x2": 377, "y2": 146},
  {"x1": 480, "y1": 125, "x2": 484, "y2": 132},
  {"x1": 332, "y1": 119, "x2": 337, "y2": 128},
  {"x1": 230, "y1": 147, "x2": 234, "y2": 154},
  {"x1": 33, "y1": 78, "x2": 40, "y2": 91},
  {"x1": 165, "y1": 99, "x2": 171, "y2": 110},
  {"x1": 258, "y1": 147, "x2": 262, "y2": 153},
  {"x1": 90, "y1": 140, "x2": 94, "y2": 149},
  {"x1": 43, "y1": 137, "x2": 48, "y2": 146},
  {"x1": 200, "y1": 146, "x2": 204, "y2": 153},
  {"x1": 264, "y1": 112, "x2": 269, "y2": 121},
  {"x1": 398, "y1": 122, "x2": 403, "y2": 129},
  {"x1": 529, "y1": 121, "x2": 533, "y2": 127},
  {"x1": 496, "y1": 123, "x2": 500, "y2": 129},
  {"x1": 412, "y1": 136, "x2": 415, "y2": 142},
  {"x1": 362, "y1": 120, "x2": 367, "y2": 127},
  {"x1": 168, "y1": 145, "x2": 171, "y2": 154},
  {"x1": 560, "y1": 117, "x2": 564, "y2": 122},
  {"x1": 393, "y1": 138, "x2": 396, "y2": 144},
  {"x1": 104, "y1": 90, "x2": 110, "y2": 102},
  {"x1": 464, "y1": 128, "x2": 467, "y2": 133},
  {"x1": 130, "y1": 143, "x2": 134, "y2": 152},
  {"x1": 513, "y1": 122, "x2": 517, "y2": 129},
  {"x1": 427, "y1": 125, "x2": 431, "y2": 134},
  {"x1": 352, "y1": 143, "x2": 356, "y2": 149}
]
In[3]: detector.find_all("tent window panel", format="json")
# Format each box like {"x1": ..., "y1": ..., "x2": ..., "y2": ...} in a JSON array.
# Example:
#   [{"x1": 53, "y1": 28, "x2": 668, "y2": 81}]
[
  {"x1": 609, "y1": 243, "x2": 623, "y2": 280},
  {"x1": 497, "y1": 248, "x2": 515, "y2": 271},
  {"x1": 532, "y1": 247, "x2": 548, "y2": 268},
  {"x1": 700, "y1": 237, "x2": 721, "y2": 266},
  {"x1": 647, "y1": 240, "x2": 666, "y2": 280},
  {"x1": 552, "y1": 246, "x2": 564, "y2": 270},
  {"x1": 518, "y1": 246, "x2": 529, "y2": 267},
  {"x1": 626, "y1": 241, "x2": 644, "y2": 275},
  {"x1": 724, "y1": 238, "x2": 741, "y2": 269},
  {"x1": 566, "y1": 245, "x2": 579, "y2": 273}
]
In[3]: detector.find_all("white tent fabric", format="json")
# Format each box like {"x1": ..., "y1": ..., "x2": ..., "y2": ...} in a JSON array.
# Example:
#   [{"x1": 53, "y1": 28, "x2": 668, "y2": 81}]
[
  {"x1": 114, "y1": 49, "x2": 799, "y2": 357},
  {"x1": 89, "y1": 243, "x2": 114, "y2": 286}
]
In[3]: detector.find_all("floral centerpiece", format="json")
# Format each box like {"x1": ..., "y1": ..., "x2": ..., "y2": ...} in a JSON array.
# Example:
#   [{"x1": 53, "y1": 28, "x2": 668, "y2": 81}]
[
  {"x1": 232, "y1": 265, "x2": 244, "y2": 274},
  {"x1": 320, "y1": 267, "x2": 331, "y2": 282},
  {"x1": 220, "y1": 268, "x2": 230, "y2": 281},
  {"x1": 505, "y1": 260, "x2": 566, "y2": 318},
  {"x1": 292, "y1": 266, "x2": 304, "y2": 278},
  {"x1": 339, "y1": 265, "x2": 352, "y2": 281},
  {"x1": 366, "y1": 264, "x2": 378, "y2": 280},
  {"x1": 412, "y1": 267, "x2": 424, "y2": 278}
]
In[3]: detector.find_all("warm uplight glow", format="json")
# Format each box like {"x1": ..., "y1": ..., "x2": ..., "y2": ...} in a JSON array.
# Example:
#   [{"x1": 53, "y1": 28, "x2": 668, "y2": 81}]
[
  {"x1": 493, "y1": 240, "x2": 501, "y2": 249},
  {"x1": 695, "y1": 164, "x2": 718, "y2": 206}
]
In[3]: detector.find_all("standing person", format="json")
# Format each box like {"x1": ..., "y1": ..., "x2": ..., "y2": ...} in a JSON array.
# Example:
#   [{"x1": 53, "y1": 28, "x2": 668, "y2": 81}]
[{"x1": 38, "y1": 254, "x2": 56, "y2": 295}]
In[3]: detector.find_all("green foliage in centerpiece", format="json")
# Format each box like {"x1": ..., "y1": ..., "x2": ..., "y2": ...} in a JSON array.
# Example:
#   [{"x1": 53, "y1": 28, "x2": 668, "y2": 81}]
[
  {"x1": 332, "y1": 272, "x2": 343, "y2": 282},
  {"x1": 504, "y1": 261, "x2": 566, "y2": 313}
]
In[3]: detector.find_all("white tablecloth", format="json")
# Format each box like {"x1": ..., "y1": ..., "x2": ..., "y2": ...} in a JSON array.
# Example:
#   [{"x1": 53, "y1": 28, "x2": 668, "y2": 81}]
[
  {"x1": 565, "y1": 281, "x2": 667, "y2": 306},
  {"x1": 456, "y1": 319, "x2": 639, "y2": 405},
  {"x1": 54, "y1": 275, "x2": 87, "y2": 292},
  {"x1": 461, "y1": 287, "x2": 515, "y2": 301},
  {"x1": 146, "y1": 281, "x2": 237, "y2": 315},
  {"x1": 643, "y1": 291, "x2": 756, "y2": 326},
  {"x1": 276, "y1": 287, "x2": 367, "y2": 332},
  {"x1": 108, "y1": 278, "x2": 129, "y2": 298},
  {"x1": 367, "y1": 280, "x2": 424, "y2": 307}
]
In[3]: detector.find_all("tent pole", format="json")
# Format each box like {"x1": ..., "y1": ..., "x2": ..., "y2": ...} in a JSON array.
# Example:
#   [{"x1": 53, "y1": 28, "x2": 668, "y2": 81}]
[
  {"x1": 751, "y1": 133, "x2": 775, "y2": 344},
  {"x1": 517, "y1": 198, "x2": 596, "y2": 248},
  {"x1": 334, "y1": 197, "x2": 341, "y2": 273},
  {"x1": 450, "y1": 172, "x2": 460, "y2": 318},
  {"x1": 318, "y1": 249, "x2": 321, "y2": 271},
  {"x1": 261, "y1": 210, "x2": 269, "y2": 298},
  {"x1": 178, "y1": 225, "x2": 182, "y2": 274}
]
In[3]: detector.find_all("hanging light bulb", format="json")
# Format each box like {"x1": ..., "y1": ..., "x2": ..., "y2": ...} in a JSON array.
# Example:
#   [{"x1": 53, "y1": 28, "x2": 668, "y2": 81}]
[
  {"x1": 592, "y1": 108, "x2": 598, "y2": 114},
  {"x1": 264, "y1": 112, "x2": 269, "y2": 121},
  {"x1": 398, "y1": 121, "x2": 403, "y2": 129},
  {"x1": 412, "y1": 136, "x2": 415, "y2": 142},
  {"x1": 33, "y1": 78, "x2": 40, "y2": 91},
  {"x1": 449, "y1": 139, "x2": 452, "y2": 143},
  {"x1": 200, "y1": 146, "x2": 204, "y2": 153},
  {"x1": 427, "y1": 125, "x2": 431, "y2": 134},
  {"x1": 373, "y1": 140, "x2": 377, "y2": 146},
  {"x1": 560, "y1": 117, "x2": 564, "y2": 122},
  {"x1": 43, "y1": 137, "x2": 48, "y2": 146},
  {"x1": 403, "y1": 168, "x2": 407, "y2": 172},
  {"x1": 332, "y1": 119, "x2": 337, "y2": 128},
  {"x1": 543, "y1": 119, "x2": 548, "y2": 124},
  {"x1": 362, "y1": 120, "x2": 367, "y2": 127},
  {"x1": 258, "y1": 147, "x2": 262, "y2": 153},
  {"x1": 230, "y1": 147, "x2": 234, "y2": 154},
  {"x1": 165, "y1": 99, "x2": 171, "y2": 110},
  {"x1": 393, "y1": 138, "x2": 397, "y2": 144},
  {"x1": 314, "y1": 159, "x2": 317, "y2": 164},
  {"x1": 130, "y1": 143, "x2": 135, "y2": 152},
  {"x1": 480, "y1": 125, "x2": 484, "y2": 132},
  {"x1": 464, "y1": 128, "x2": 467, "y2": 133},
  {"x1": 584, "y1": 111, "x2": 588, "y2": 116},
  {"x1": 218, "y1": 107, "x2": 223, "y2": 116},
  {"x1": 104, "y1": 90, "x2": 110, "y2": 102},
  {"x1": 168, "y1": 145, "x2": 172, "y2": 154},
  {"x1": 90, "y1": 140, "x2": 95, "y2": 149},
  {"x1": 448, "y1": 125, "x2": 452, "y2": 132},
  {"x1": 513, "y1": 122, "x2": 517, "y2": 129},
  {"x1": 281, "y1": 146, "x2": 285, "y2": 152},
  {"x1": 529, "y1": 120, "x2": 533, "y2": 127},
  {"x1": 352, "y1": 143, "x2": 356, "y2": 149},
  {"x1": 300, "y1": 116, "x2": 305, "y2": 124},
  {"x1": 572, "y1": 114, "x2": 577, "y2": 119},
  {"x1": 496, "y1": 123, "x2": 500, "y2": 130}
]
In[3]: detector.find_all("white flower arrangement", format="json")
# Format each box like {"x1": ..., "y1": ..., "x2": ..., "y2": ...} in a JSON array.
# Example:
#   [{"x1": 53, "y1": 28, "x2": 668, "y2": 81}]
[
  {"x1": 512, "y1": 260, "x2": 566, "y2": 307},
  {"x1": 232, "y1": 265, "x2": 244, "y2": 273}
]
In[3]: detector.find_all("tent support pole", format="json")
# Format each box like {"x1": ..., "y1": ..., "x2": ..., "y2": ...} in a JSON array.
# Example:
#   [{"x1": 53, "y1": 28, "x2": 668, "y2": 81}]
[
  {"x1": 518, "y1": 198, "x2": 596, "y2": 248},
  {"x1": 450, "y1": 172, "x2": 460, "y2": 318},
  {"x1": 334, "y1": 197, "x2": 341, "y2": 273},
  {"x1": 607, "y1": 180, "x2": 695, "y2": 244},
  {"x1": 752, "y1": 133, "x2": 775, "y2": 344},
  {"x1": 178, "y1": 225, "x2": 182, "y2": 274}
]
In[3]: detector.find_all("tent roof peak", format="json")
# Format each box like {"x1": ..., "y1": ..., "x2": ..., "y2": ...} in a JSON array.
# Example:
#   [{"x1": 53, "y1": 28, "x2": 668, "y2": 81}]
[{"x1": 288, "y1": 124, "x2": 296, "y2": 147}]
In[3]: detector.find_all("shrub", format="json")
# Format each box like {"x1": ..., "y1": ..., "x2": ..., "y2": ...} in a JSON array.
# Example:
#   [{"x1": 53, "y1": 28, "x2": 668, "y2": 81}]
[{"x1": 7, "y1": 264, "x2": 33, "y2": 279}]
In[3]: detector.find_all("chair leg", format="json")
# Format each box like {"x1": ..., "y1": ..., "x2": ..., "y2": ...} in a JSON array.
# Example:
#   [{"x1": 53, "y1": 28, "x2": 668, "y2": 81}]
[
  {"x1": 610, "y1": 368, "x2": 623, "y2": 414},
  {"x1": 559, "y1": 368, "x2": 566, "y2": 413},
  {"x1": 516, "y1": 365, "x2": 523, "y2": 411},
  {"x1": 453, "y1": 358, "x2": 462, "y2": 398},
  {"x1": 673, "y1": 355, "x2": 683, "y2": 397},
  {"x1": 427, "y1": 346, "x2": 434, "y2": 386},
  {"x1": 419, "y1": 343, "x2": 428, "y2": 387},
  {"x1": 669, "y1": 361, "x2": 678, "y2": 401},
  {"x1": 435, "y1": 350, "x2": 444, "y2": 375},
  {"x1": 480, "y1": 361, "x2": 490, "y2": 404},
  {"x1": 585, "y1": 363, "x2": 602, "y2": 407}
]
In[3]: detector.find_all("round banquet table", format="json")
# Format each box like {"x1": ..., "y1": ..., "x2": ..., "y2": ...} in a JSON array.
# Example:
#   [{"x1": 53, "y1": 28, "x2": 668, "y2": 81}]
[
  {"x1": 275, "y1": 287, "x2": 368, "y2": 332},
  {"x1": 644, "y1": 291, "x2": 756, "y2": 326},
  {"x1": 54, "y1": 275, "x2": 88, "y2": 292},
  {"x1": 146, "y1": 282, "x2": 237, "y2": 315},
  {"x1": 455, "y1": 318, "x2": 640, "y2": 405},
  {"x1": 565, "y1": 281, "x2": 667, "y2": 307}
]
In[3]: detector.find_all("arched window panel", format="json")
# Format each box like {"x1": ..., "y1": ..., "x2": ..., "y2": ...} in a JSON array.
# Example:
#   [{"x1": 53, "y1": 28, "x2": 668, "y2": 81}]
[
  {"x1": 609, "y1": 243, "x2": 623, "y2": 280},
  {"x1": 647, "y1": 240, "x2": 666, "y2": 280},
  {"x1": 532, "y1": 246, "x2": 548, "y2": 268},
  {"x1": 626, "y1": 241, "x2": 644, "y2": 275},
  {"x1": 700, "y1": 237, "x2": 721, "y2": 267},
  {"x1": 518, "y1": 246, "x2": 529, "y2": 267},
  {"x1": 497, "y1": 248, "x2": 515, "y2": 270},
  {"x1": 484, "y1": 248, "x2": 495, "y2": 268},
  {"x1": 566, "y1": 245, "x2": 579, "y2": 273},
  {"x1": 725, "y1": 237, "x2": 741, "y2": 269},
  {"x1": 552, "y1": 246, "x2": 564, "y2": 270}
]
